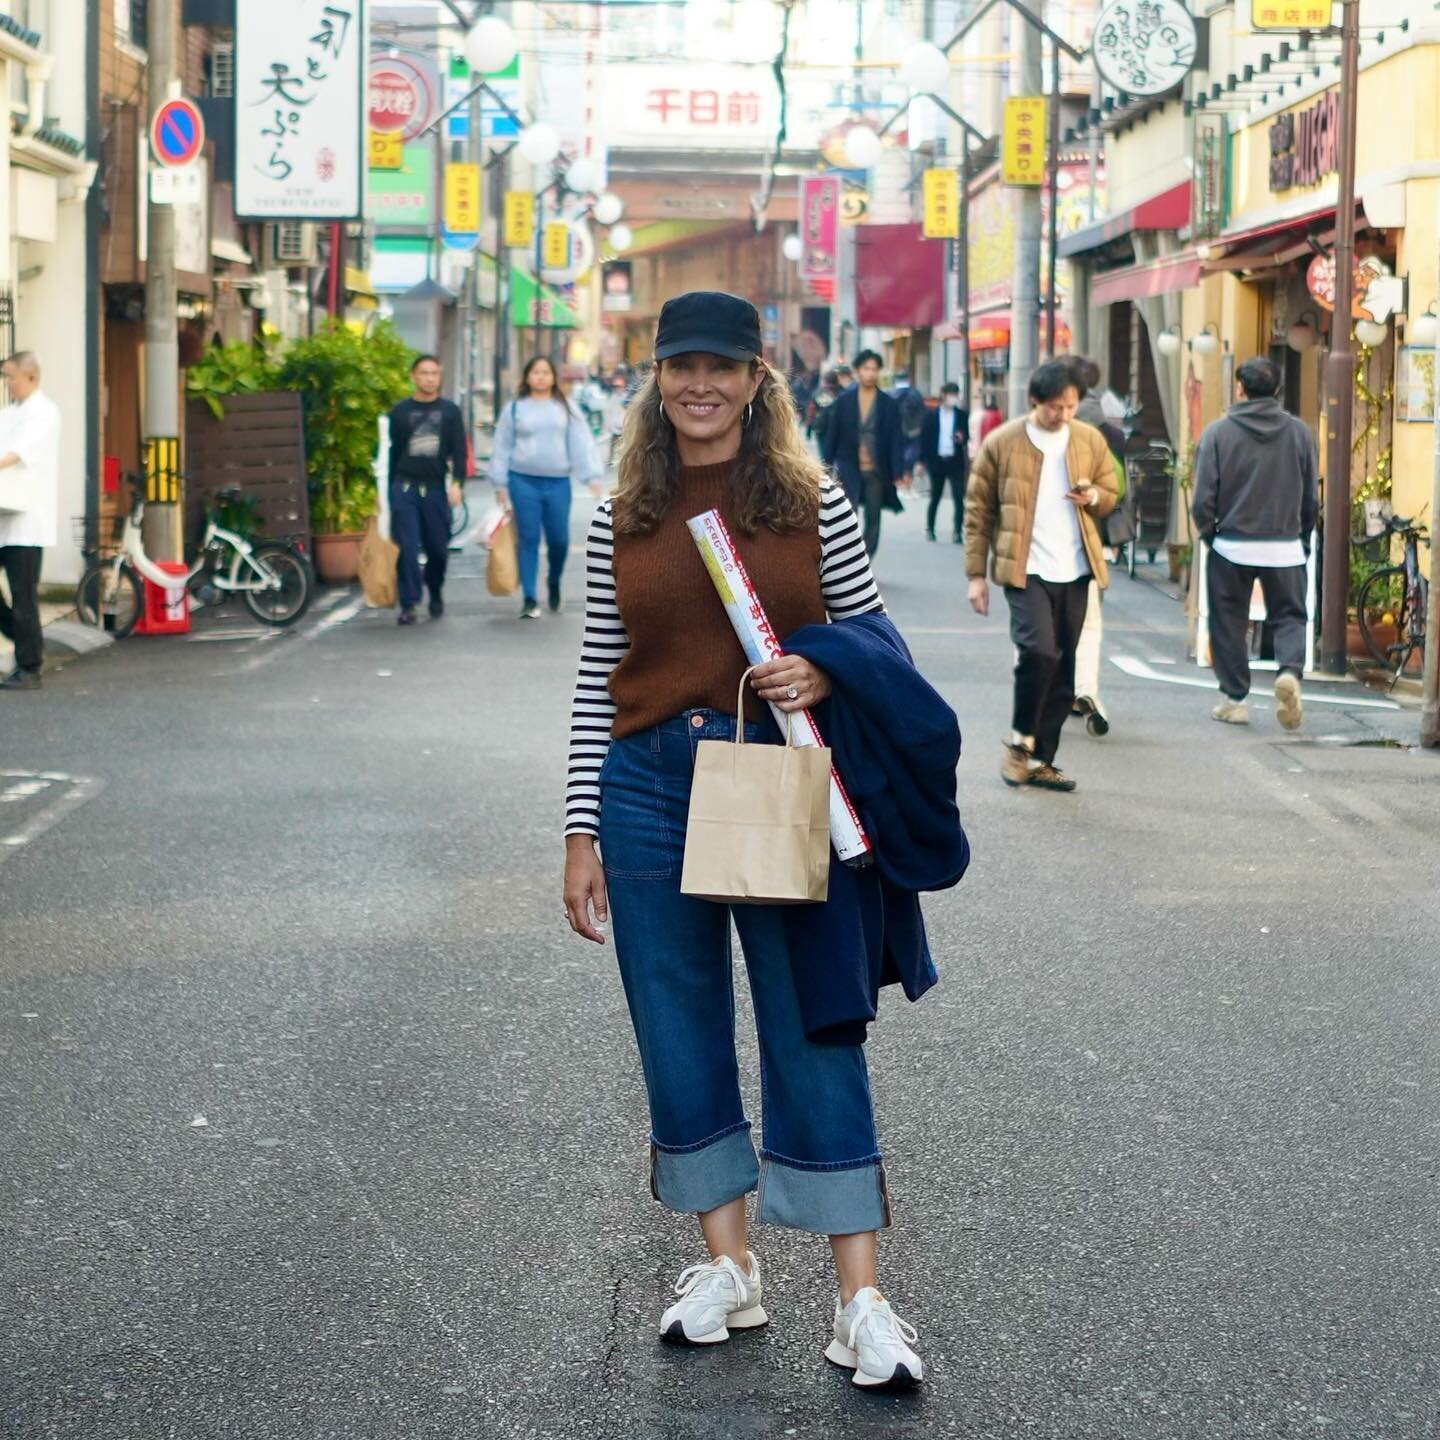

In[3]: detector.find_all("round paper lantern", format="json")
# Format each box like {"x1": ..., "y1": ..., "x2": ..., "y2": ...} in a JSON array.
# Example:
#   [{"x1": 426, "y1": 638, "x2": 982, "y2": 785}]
[
  {"x1": 591, "y1": 192, "x2": 624, "y2": 226},
  {"x1": 464, "y1": 16, "x2": 517, "y2": 75},
  {"x1": 900, "y1": 41, "x2": 949, "y2": 94}
]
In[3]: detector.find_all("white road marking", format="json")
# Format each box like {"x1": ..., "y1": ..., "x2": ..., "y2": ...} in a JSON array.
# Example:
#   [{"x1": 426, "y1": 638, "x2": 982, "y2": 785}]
[
  {"x1": 1109, "y1": 654, "x2": 1400, "y2": 710},
  {"x1": 230, "y1": 593, "x2": 368, "y2": 674},
  {"x1": 0, "y1": 771, "x2": 103, "y2": 864}
]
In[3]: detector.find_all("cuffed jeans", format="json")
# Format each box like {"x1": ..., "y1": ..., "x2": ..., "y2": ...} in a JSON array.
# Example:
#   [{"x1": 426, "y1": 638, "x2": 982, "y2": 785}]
[
  {"x1": 598, "y1": 711, "x2": 891, "y2": 1236},
  {"x1": 508, "y1": 472, "x2": 571, "y2": 604}
]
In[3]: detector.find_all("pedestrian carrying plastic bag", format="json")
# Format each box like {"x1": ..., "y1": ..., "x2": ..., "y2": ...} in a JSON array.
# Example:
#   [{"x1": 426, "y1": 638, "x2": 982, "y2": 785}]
[
  {"x1": 357, "y1": 517, "x2": 399, "y2": 608},
  {"x1": 486, "y1": 508, "x2": 519, "y2": 596},
  {"x1": 680, "y1": 668, "x2": 832, "y2": 906}
]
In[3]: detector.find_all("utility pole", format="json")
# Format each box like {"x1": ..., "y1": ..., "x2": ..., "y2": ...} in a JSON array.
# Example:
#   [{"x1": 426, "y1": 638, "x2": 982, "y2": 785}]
[
  {"x1": 1320, "y1": 0, "x2": 1360, "y2": 674},
  {"x1": 1008, "y1": 6, "x2": 1043, "y2": 415},
  {"x1": 1420, "y1": 184, "x2": 1440, "y2": 747},
  {"x1": 142, "y1": 0, "x2": 181, "y2": 561}
]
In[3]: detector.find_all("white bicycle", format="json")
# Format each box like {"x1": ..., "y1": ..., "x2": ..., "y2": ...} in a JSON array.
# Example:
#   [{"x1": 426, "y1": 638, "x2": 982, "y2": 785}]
[{"x1": 75, "y1": 481, "x2": 314, "y2": 637}]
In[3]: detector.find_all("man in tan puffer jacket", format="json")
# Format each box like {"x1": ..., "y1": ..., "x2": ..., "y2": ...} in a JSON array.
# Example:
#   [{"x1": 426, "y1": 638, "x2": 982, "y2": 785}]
[{"x1": 964, "y1": 361, "x2": 1119, "y2": 791}]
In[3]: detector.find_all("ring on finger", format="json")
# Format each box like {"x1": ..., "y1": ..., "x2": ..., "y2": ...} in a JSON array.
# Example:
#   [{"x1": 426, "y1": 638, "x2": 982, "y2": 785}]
[{"x1": 785, "y1": 684, "x2": 799, "y2": 701}]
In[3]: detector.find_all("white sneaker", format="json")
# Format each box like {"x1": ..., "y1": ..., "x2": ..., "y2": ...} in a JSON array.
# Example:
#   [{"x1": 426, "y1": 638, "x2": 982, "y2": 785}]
[
  {"x1": 1274, "y1": 672, "x2": 1303, "y2": 730},
  {"x1": 1212, "y1": 696, "x2": 1250, "y2": 725},
  {"x1": 824, "y1": 1287, "x2": 924, "y2": 1389},
  {"x1": 660, "y1": 1252, "x2": 768, "y2": 1346}
]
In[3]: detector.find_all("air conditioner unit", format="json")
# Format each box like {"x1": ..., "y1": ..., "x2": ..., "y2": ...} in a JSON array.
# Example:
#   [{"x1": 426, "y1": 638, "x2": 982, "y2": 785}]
[
  {"x1": 208, "y1": 41, "x2": 234, "y2": 99},
  {"x1": 271, "y1": 222, "x2": 318, "y2": 266}
]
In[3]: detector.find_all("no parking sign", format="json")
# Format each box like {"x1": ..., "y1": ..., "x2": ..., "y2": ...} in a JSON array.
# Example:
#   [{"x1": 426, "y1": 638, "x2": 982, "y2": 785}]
[{"x1": 151, "y1": 98, "x2": 206, "y2": 168}]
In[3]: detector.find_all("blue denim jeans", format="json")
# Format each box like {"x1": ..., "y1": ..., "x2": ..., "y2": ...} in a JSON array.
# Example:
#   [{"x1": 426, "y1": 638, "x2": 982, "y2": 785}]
[
  {"x1": 507, "y1": 472, "x2": 571, "y2": 603},
  {"x1": 598, "y1": 710, "x2": 891, "y2": 1236}
]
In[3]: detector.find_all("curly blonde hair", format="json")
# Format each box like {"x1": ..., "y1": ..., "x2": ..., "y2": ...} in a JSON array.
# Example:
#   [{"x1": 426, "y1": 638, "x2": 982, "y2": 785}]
[{"x1": 611, "y1": 360, "x2": 824, "y2": 536}]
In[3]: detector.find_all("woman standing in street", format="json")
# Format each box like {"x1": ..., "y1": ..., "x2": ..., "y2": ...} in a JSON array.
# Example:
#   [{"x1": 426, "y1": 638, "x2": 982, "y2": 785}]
[
  {"x1": 490, "y1": 356, "x2": 602, "y2": 619},
  {"x1": 562, "y1": 291, "x2": 928, "y2": 1391}
]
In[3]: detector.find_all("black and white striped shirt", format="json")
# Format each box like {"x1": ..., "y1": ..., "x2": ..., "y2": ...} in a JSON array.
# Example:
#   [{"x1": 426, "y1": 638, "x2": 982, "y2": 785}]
[{"x1": 565, "y1": 483, "x2": 884, "y2": 837}]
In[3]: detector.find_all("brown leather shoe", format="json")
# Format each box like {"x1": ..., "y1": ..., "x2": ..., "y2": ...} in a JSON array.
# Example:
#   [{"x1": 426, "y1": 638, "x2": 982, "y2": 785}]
[
  {"x1": 1030, "y1": 763, "x2": 1077, "y2": 792},
  {"x1": 1000, "y1": 743, "x2": 1033, "y2": 787}
]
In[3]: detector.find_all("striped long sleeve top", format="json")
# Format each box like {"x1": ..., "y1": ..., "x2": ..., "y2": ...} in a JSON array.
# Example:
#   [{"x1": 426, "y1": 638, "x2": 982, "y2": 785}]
[{"x1": 565, "y1": 483, "x2": 885, "y2": 838}]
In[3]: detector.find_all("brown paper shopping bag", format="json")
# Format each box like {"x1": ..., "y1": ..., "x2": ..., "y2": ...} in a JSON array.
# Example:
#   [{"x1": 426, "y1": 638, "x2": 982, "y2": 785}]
[
  {"x1": 680, "y1": 669, "x2": 832, "y2": 906},
  {"x1": 487, "y1": 511, "x2": 519, "y2": 596},
  {"x1": 357, "y1": 517, "x2": 399, "y2": 608}
]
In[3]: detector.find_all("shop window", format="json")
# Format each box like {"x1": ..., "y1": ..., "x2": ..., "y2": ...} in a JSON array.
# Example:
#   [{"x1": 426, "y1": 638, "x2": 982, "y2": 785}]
[{"x1": 115, "y1": 0, "x2": 148, "y2": 48}]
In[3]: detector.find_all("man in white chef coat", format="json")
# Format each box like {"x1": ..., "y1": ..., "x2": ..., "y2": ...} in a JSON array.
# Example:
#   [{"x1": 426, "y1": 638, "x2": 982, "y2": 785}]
[{"x1": 0, "y1": 352, "x2": 61, "y2": 690}]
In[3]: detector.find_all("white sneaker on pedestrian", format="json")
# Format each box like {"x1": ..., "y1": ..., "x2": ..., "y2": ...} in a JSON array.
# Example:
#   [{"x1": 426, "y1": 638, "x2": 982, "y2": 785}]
[
  {"x1": 824, "y1": 1287, "x2": 924, "y2": 1390},
  {"x1": 660, "y1": 1252, "x2": 768, "y2": 1346},
  {"x1": 1212, "y1": 697, "x2": 1250, "y2": 725},
  {"x1": 1274, "y1": 672, "x2": 1303, "y2": 730}
]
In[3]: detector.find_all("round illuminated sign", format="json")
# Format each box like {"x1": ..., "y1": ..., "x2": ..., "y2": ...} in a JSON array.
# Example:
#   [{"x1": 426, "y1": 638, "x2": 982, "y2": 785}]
[
  {"x1": 1092, "y1": 0, "x2": 1198, "y2": 98},
  {"x1": 368, "y1": 56, "x2": 434, "y2": 141}
]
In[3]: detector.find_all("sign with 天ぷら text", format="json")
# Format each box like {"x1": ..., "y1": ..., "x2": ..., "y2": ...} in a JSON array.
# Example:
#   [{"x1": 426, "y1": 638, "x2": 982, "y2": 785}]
[{"x1": 236, "y1": 0, "x2": 366, "y2": 220}]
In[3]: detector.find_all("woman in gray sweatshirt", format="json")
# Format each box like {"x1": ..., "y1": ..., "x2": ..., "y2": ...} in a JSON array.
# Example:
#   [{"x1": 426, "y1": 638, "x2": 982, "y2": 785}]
[{"x1": 491, "y1": 357, "x2": 603, "y2": 619}]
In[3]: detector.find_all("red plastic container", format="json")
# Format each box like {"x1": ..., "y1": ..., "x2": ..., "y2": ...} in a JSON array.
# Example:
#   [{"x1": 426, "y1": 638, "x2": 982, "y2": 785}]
[{"x1": 134, "y1": 561, "x2": 191, "y2": 636}]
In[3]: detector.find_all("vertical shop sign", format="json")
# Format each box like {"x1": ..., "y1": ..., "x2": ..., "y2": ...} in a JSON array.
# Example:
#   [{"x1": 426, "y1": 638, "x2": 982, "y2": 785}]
[
  {"x1": 543, "y1": 221, "x2": 572, "y2": 271},
  {"x1": 236, "y1": 0, "x2": 366, "y2": 219},
  {"x1": 922, "y1": 167, "x2": 960, "y2": 239},
  {"x1": 504, "y1": 191, "x2": 535, "y2": 248},
  {"x1": 1002, "y1": 96, "x2": 1046, "y2": 187},
  {"x1": 444, "y1": 163, "x2": 482, "y2": 233},
  {"x1": 797, "y1": 175, "x2": 840, "y2": 283}
]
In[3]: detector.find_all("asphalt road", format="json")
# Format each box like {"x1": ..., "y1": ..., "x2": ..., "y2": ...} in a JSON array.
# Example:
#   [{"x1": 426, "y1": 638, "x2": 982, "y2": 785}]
[{"x1": 3, "y1": 493, "x2": 1438, "y2": 1440}]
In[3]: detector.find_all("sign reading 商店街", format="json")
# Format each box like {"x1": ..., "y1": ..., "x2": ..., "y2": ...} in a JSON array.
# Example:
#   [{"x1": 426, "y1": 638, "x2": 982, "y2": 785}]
[
  {"x1": 235, "y1": 0, "x2": 366, "y2": 219},
  {"x1": 1253, "y1": 0, "x2": 1333, "y2": 29}
]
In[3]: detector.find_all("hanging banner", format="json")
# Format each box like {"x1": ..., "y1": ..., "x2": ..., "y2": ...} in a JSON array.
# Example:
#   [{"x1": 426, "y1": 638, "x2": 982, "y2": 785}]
[
  {"x1": 922, "y1": 167, "x2": 960, "y2": 239},
  {"x1": 543, "y1": 221, "x2": 571, "y2": 270},
  {"x1": 1002, "y1": 96, "x2": 1046, "y2": 187},
  {"x1": 444, "y1": 163, "x2": 482, "y2": 234},
  {"x1": 235, "y1": 0, "x2": 366, "y2": 219},
  {"x1": 1252, "y1": 0, "x2": 1333, "y2": 29},
  {"x1": 797, "y1": 175, "x2": 841, "y2": 284},
  {"x1": 504, "y1": 190, "x2": 535, "y2": 249}
]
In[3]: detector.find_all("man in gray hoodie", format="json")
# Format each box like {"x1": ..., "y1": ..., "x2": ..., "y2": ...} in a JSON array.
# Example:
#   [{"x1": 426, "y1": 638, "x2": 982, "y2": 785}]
[{"x1": 1192, "y1": 356, "x2": 1319, "y2": 729}]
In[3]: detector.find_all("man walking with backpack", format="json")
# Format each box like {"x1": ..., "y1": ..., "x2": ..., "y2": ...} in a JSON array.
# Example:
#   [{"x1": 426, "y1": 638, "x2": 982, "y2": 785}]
[{"x1": 1192, "y1": 356, "x2": 1318, "y2": 730}]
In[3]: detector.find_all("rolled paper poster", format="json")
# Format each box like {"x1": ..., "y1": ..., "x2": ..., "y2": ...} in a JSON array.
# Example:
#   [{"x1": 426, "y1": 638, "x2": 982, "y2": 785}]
[{"x1": 687, "y1": 508, "x2": 873, "y2": 866}]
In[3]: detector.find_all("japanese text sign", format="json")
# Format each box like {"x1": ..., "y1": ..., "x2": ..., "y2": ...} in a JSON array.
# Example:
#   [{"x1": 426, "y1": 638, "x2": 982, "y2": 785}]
[
  {"x1": 504, "y1": 191, "x2": 535, "y2": 248},
  {"x1": 922, "y1": 167, "x2": 960, "y2": 239},
  {"x1": 444, "y1": 163, "x2": 481, "y2": 234},
  {"x1": 607, "y1": 65, "x2": 776, "y2": 148},
  {"x1": 236, "y1": 0, "x2": 365, "y2": 219},
  {"x1": 1003, "y1": 95, "x2": 1046, "y2": 187},
  {"x1": 1252, "y1": 0, "x2": 1332, "y2": 29},
  {"x1": 543, "y1": 221, "x2": 571, "y2": 271},
  {"x1": 368, "y1": 129, "x2": 402, "y2": 169},
  {"x1": 798, "y1": 176, "x2": 840, "y2": 284}
]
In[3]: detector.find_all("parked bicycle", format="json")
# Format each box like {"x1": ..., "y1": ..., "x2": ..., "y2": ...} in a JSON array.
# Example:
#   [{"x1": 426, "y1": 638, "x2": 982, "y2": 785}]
[
  {"x1": 1353, "y1": 512, "x2": 1428, "y2": 685},
  {"x1": 75, "y1": 481, "x2": 314, "y2": 638}
]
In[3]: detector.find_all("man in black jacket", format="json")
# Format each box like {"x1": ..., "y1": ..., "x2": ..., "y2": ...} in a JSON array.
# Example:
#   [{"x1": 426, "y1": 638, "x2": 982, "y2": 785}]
[
  {"x1": 920, "y1": 382, "x2": 967, "y2": 542},
  {"x1": 1192, "y1": 355, "x2": 1318, "y2": 730},
  {"x1": 821, "y1": 350, "x2": 908, "y2": 556}
]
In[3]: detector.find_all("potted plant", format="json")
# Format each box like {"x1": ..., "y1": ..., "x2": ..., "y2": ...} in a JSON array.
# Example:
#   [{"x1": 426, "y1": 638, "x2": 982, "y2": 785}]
[
  {"x1": 186, "y1": 337, "x2": 282, "y2": 419},
  {"x1": 277, "y1": 320, "x2": 414, "y2": 583}
]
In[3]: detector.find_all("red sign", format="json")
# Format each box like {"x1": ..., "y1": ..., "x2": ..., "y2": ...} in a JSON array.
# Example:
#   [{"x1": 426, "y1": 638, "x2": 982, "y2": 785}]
[
  {"x1": 798, "y1": 176, "x2": 840, "y2": 285},
  {"x1": 368, "y1": 56, "x2": 434, "y2": 141},
  {"x1": 150, "y1": 97, "x2": 205, "y2": 167}
]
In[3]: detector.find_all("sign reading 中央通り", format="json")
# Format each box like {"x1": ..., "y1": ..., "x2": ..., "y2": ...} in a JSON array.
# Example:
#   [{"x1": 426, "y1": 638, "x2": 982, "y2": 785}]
[
  {"x1": 1092, "y1": 0, "x2": 1197, "y2": 96},
  {"x1": 797, "y1": 176, "x2": 840, "y2": 284},
  {"x1": 444, "y1": 163, "x2": 481, "y2": 234},
  {"x1": 922, "y1": 168, "x2": 960, "y2": 239},
  {"x1": 236, "y1": 0, "x2": 366, "y2": 219},
  {"x1": 607, "y1": 66, "x2": 778, "y2": 148},
  {"x1": 1253, "y1": 0, "x2": 1332, "y2": 29},
  {"x1": 1002, "y1": 96, "x2": 1046, "y2": 186},
  {"x1": 1268, "y1": 91, "x2": 1340, "y2": 192},
  {"x1": 504, "y1": 191, "x2": 535, "y2": 249}
]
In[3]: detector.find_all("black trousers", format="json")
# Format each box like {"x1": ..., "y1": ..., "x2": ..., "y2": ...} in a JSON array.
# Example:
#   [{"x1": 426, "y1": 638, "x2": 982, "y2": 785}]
[
  {"x1": 1206, "y1": 549, "x2": 1308, "y2": 701},
  {"x1": 1004, "y1": 575, "x2": 1091, "y2": 764},
  {"x1": 925, "y1": 456, "x2": 967, "y2": 539},
  {"x1": 846, "y1": 469, "x2": 886, "y2": 557},
  {"x1": 0, "y1": 545, "x2": 44, "y2": 673}
]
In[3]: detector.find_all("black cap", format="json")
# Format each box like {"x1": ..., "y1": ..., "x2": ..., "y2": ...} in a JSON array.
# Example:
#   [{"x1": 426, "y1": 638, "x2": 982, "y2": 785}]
[{"x1": 654, "y1": 291, "x2": 763, "y2": 362}]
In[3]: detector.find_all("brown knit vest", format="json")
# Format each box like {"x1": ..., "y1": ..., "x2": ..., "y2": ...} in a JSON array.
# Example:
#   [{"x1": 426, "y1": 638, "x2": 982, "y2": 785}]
[{"x1": 610, "y1": 463, "x2": 825, "y2": 738}]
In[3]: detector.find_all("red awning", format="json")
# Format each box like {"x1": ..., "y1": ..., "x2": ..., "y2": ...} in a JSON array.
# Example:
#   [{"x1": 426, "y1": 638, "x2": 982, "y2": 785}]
[
  {"x1": 938, "y1": 311, "x2": 1071, "y2": 350},
  {"x1": 1091, "y1": 253, "x2": 1202, "y2": 307},
  {"x1": 1057, "y1": 181, "x2": 1192, "y2": 259}
]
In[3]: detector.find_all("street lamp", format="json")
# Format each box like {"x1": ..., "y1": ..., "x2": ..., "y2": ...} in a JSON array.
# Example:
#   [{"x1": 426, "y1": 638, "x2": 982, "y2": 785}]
[
  {"x1": 592, "y1": 192, "x2": 624, "y2": 226},
  {"x1": 464, "y1": 14, "x2": 517, "y2": 74},
  {"x1": 607, "y1": 223, "x2": 633, "y2": 252},
  {"x1": 1156, "y1": 325, "x2": 1183, "y2": 358},
  {"x1": 900, "y1": 41, "x2": 950, "y2": 93},
  {"x1": 1407, "y1": 303, "x2": 1439, "y2": 348},
  {"x1": 518, "y1": 122, "x2": 561, "y2": 167},
  {"x1": 782, "y1": 233, "x2": 803, "y2": 263},
  {"x1": 1355, "y1": 318, "x2": 1389, "y2": 349},
  {"x1": 565, "y1": 157, "x2": 602, "y2": 196},
  {"x1": 842, "y1": 124, "x2": 882, "y2": 169},
  {"x1": 1190, "y1": 323, "x2": 1221, "y2": 358}
]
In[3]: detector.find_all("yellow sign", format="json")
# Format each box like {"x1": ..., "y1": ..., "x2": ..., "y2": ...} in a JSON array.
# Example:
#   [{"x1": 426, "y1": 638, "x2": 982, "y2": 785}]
[
  {"x1": 503, "y1": 190, "x2": 535, "y2": 249},
  {"x1": 1252, "y1": 0, "x2": 1332, "y2": 28},
  {"x1": 368, "y1": 130, "x2": 403, "y2": 170},
  {"x1": 543, "y1": 221, "x2": 571, "y2": 270},
  {"x1": 922, "y1": 167, "x2": 960, "y2": 239},
  {"x1": 444, "y1": 163, "x2": 482, "y2": 234},
  {"x1": 1002, "y1": 96, "x2": 1047, "y2": 187}
]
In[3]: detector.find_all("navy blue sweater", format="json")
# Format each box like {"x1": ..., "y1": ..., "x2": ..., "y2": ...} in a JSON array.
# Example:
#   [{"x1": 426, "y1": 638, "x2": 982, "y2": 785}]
[{"x1": 773, "y1": 613, "x2": 969, "y2": 1045}]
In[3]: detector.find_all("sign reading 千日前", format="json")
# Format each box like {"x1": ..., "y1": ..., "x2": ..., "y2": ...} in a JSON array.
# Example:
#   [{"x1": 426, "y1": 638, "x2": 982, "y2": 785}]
[
  {"x1": 236, "y1": 0, "x2": 366, "y2": 220},
  {"x1": 798, "y1": 176, "x2": 840, "y2": 285}
]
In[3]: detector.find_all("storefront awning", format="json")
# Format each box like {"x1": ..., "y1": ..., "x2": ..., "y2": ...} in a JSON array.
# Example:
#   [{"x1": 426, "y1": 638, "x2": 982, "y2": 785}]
[
  {"x1": 509, "y1": 266, "x2": 579, "y2": 330},
  {"x1": 1058, "y1": 181, "x2": 1192, "y2": 259},
  {"x1": 1091, "y1": 253, "x2": 1203, "y2": 306},
  {"x1": 939, "y1": 312, "x2": 1072, "y2": 351}
]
